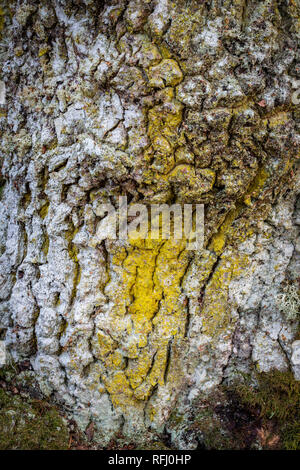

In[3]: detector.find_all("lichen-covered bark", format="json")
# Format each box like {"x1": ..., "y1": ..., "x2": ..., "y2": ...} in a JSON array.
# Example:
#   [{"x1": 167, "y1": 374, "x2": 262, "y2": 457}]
[{"x1": 0, "y1": 0, "x2": 299, "y2": 448}]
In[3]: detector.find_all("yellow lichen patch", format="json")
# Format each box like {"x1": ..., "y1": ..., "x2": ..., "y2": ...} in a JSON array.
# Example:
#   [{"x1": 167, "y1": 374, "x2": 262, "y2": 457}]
[
  {"x1": 104, "y1": 350, "x2": 127, "y2": 370},
  {"x1": 101, "y1": 235, "x2": 191, "y2": 412},
  {"x1": 101, "y1": 371, "x2": 134, "y2": 408},
  {"x1": 154, "y1": 238, "x2": 190, "y2": 316},
  {"x1": 243, "y1": 195, "x2": 252, "y2": 207},
  {"x1": 209, "y1": 205, "x2": 243, "y2": 255},
  {"x1": 38, "y1": 47, "x2": 49, "y2": 57},
  {"x1": 210, "y1": 166, "x2": 270, "y2": 255},
  {"x1": 97, "y1": 331, "x2": 116, "y2": 359},
  {"x1": 139, "y1": 41, "x2": 162, "y2": 67},
  {"x1": 152, "y1": 134, "x2": 173, "y2": 156},
  {"x1": 39, "y1": 201, "x2": 49, "y2": 219},
  {"x1": 148, "y1": 97, "x2": 183, "y2": 147},
  {"x1": 168, "y1": 164, "x2": 195, "y2": 181},
  {"x1": 268, "y1": 112, "x2": 289, "y2": 128},
  {"x1": 127, "y1": 247, "x2": 162, "y2": 333},
  {"x1": 201, "y1": 253, "x2": 249, "y2": 338},
  {"x1": 42, "y1": 233, "x2": 49, "y2": 257},
  {"x1": 165, "y1": 9, "x2": 200, "y2": 58},
  {"x1": 65, "y1": 227, "x2": 79, "y2": 262},
  {"x1": 126, "y1": 347, "x2": 156, "y2": 389},
  {"x1": 148, "y1": 59, "x2": 183, "y2": 88},
  {"x1": 114, "y1": 245, "x2": 161, "y2": 323},
  {"x1": 134, "y1": 341, "x2": 169, "y2": 400},
  {"x1": 167, "y1": 166, "x2": 215, "y2": 201},
  {"x1": 197, "y1": 169, "x2": 216, "y2": 188},
  {"x1": 148, "y1": 404, "x2": 157, "y2": 422},
  {"x1": 146, "y1": 93, "x2": 184, "y2": 174},
  {"x1": 158, "y1": 43, "x2": 172, "y2": 59},
  {"x1": 245, "y1": 166, "x2": 269, "y2": 200},
  {"x1": 175, "y1": 147, "x2": 195, "y2": 165}
]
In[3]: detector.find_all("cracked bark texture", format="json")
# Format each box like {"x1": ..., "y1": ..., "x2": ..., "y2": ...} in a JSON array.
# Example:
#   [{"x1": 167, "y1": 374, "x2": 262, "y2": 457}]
[{"x1": 0, "y1": 0, "x2": 299, "y2": 448}]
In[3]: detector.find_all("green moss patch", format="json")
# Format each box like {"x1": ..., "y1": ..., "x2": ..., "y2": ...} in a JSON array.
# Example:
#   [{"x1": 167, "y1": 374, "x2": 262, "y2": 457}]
[
  {"x1": 232, "y1": 370, "x2": 300, "y2": 450},
  {"x1": 0, "y1": 388, "x2": 69, "y2": 450}
]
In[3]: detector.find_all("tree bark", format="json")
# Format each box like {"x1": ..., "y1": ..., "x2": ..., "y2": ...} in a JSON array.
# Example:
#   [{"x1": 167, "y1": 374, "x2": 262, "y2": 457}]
[{"x1": 0, "y1": 0, "x2": 299, "y2": 448}]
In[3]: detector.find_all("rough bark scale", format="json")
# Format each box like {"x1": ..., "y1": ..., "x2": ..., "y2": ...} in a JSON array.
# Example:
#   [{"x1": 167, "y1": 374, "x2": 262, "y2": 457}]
[{"x1": 0, "y1": 0, "x2": 299, "y2": 447}]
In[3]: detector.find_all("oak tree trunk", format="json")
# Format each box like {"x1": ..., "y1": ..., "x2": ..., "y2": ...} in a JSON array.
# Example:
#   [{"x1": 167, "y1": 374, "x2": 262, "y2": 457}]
[{"x1": 0, "y1": 0, "x2": 299, "y2": 448}]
